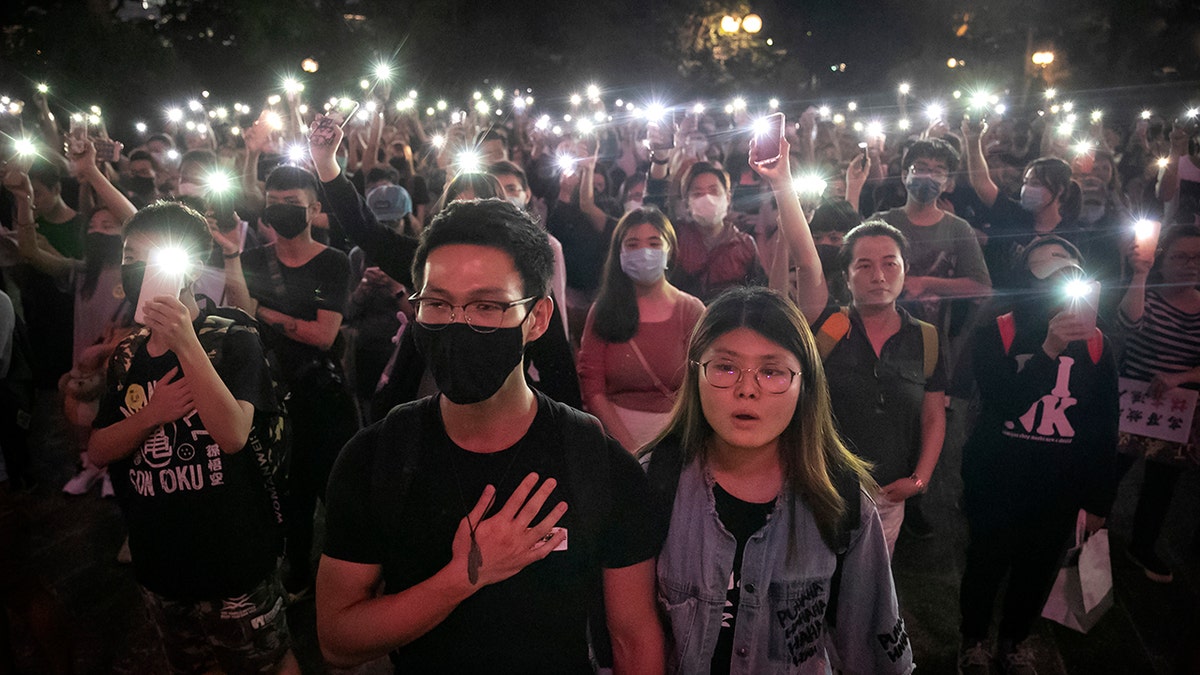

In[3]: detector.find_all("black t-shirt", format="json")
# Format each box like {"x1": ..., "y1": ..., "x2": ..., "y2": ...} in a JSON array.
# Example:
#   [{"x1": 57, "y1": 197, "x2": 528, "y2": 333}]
[
  {"x1": 241, "y1": 244, "x2": 351, "y2": 377},
  {"x1": 710, "y1": 482, "x2": 774, "y2": 675},
  {"x1": 324, "y1": 392, "x2": 661, "y2": 674},
  {"x1": 94, "y1": 320, "x2": 280, "y2": 600}
]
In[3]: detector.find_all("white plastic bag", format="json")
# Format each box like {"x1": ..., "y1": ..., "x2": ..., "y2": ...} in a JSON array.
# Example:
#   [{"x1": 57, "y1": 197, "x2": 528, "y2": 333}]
[{"x1": 1041, "y1": 510, "x2": 1113, "y2": 633}]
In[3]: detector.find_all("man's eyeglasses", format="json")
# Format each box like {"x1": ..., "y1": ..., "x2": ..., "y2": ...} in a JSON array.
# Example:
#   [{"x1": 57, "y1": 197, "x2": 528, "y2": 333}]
[
  {"x1": 408, "y1": 295, "x2": 538, "y2": 333},
  {"x1": 908, "y1": 164, "x2": 949, "y2": 182},
  {"x1": 694, "y1": 360, "x2": 800, "y2": 395},
  {"x1": 1165, "y1": 252, "x2": 1200, "y2": 266}
]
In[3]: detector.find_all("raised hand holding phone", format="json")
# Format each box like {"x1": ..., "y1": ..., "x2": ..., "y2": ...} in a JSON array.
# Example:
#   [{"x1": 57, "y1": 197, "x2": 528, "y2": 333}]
[{"x1": 750, "y1": 112, "x2": 785, "y2": 167}]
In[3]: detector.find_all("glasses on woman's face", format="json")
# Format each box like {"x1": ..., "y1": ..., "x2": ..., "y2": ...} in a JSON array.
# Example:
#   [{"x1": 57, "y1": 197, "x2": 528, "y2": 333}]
[
  {"x1": 408, "y1": 294, "x2": 537, "y2": 333},
  {"x1": 694, "y1": 359, "x2": 799, "y2": 395},
  {"x1": 1165, "y1": 252, "x2": 1200, "y2": 267}
]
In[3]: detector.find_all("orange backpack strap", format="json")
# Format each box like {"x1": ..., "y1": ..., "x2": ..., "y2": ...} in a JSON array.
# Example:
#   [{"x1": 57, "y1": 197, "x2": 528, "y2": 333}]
[
  {"x1": 815, "y1": 307, "x2": 851, "y2": 361},
  {"x1": 996, "y1": 312, "x2": 1104, "y2": 363},
  {"x1": 996, "y1": 312, "x2": 1016, "y2": 355},
  {"x1": 1087, "y1": 328, "x2": 1104, "y2": 365}
]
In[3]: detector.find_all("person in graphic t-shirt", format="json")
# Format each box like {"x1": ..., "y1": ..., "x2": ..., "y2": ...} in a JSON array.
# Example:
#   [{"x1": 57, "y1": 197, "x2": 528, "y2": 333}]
[
  {"x1": 956, "y1": 237, "x2": 1117, "y2": 675},
  {"x1": 89, "y1": 202, "x2": 296, "y2": 674}
]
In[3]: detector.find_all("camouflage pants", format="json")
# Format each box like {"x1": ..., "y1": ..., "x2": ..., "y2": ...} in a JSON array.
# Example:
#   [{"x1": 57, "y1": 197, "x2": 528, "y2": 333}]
[{"x1": 141, "y1": 566, "x2": 291, "y2": 675}]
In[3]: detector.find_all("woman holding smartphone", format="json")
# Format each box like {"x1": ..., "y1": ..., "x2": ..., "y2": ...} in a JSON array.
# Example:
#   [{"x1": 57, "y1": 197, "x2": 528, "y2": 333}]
[
  {"x1": 642, "y1": 286, "x2": 912, "y2": 675},
  {"x1": 956, "y1": 237, "x2": 1118, "y2": 674}
]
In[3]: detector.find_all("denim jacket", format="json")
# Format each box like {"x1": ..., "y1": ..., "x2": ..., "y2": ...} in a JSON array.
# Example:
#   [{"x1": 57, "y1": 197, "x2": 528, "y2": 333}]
[{"x1": 656, "y1": 460, "x2": 914, "y2": 675}]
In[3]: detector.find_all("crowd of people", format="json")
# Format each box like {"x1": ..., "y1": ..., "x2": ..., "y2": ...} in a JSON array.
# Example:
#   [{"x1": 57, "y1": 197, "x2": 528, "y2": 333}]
[{"x1": 0, "y1": 72, "x2": 1198, "y2": 675}]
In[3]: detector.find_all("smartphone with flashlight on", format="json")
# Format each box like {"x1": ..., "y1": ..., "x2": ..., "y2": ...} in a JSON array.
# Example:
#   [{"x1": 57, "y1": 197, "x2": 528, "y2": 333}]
[
  {"x1": 92, "y1": 138, "x2": 123, "y2": 163},
  {"x1": 135, "y1": 248, "x2": 190, "y2": 325},
  {"x1": 1065, "y1": 279, "x2": 1101, "y2": 333},
  {"x1": 751, "y1": 112, "x2": 785, "y2": 167},
  {"x1": 310, "y1": 101, "x2": 361, "y2": 146},
  {"x1": 67, "y1": 116, "x2": 89, "y2": 156}
]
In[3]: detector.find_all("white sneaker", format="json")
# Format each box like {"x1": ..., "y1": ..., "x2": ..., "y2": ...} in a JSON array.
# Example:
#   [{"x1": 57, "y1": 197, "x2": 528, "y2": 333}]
[
  {"x1": 100, "y1": 471, "x2": 114, "y2": 498},
  {"x1": 63, "y1": 458, "x2": 104, "y2": 495}
]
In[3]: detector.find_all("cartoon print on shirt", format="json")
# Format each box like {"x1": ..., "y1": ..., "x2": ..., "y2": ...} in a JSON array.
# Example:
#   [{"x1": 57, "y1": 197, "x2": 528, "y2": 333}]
[
  {"x1": 122, "y1": 371, "x2": 224, "y2": 497},
  {"x1": 1004, "y1": 355, "x2": 1077, "y2": 443}
]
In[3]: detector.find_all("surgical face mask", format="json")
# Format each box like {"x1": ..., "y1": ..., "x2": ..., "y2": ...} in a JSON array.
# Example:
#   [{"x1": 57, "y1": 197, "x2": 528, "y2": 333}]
[
  {"x1": 1020, "y1": 185, "x2": 1049, "y2": 212},
  {"x1": 623, "y1": 199, "x2": 643, "y2": 215},
  {"x1": 412, "y1": 321, "x2": 528, "y2": 405},
  {"x1": 262, "y1": 203, "x2": 309, "y2": 239},
  {"x1": 620, "y1": 247, "x2": 668, "y2": 284},
  {"x1": 1079, "y1": 203, "x2": 1106, "y2": 224},
  {"x1": 905, "y1": 175, "x2": 942, "y2": 204},
  {"x1": 690, "y1": 193, "x2": 728, "y2": 225},
  {"x1": 507, "y1": 195, "x2": 527, "y2": 211}
]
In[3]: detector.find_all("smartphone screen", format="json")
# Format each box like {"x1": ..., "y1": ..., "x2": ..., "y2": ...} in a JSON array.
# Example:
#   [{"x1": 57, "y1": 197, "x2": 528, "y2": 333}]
[
  {"x1": 751, "y1": 112, "x2": 785, "y2": 166},
  {"x1": 135, "y1": 260, "x2": 186, "y2": 325},
  {"x1": 1069, "y1": 280, "x2": 1101, "y2": 333}
]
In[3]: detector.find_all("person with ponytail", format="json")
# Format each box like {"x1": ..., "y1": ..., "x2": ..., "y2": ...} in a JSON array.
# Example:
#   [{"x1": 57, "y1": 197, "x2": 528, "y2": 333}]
[{"x1": 962, "y1": 119, "x2": 1085, "y2": 290}]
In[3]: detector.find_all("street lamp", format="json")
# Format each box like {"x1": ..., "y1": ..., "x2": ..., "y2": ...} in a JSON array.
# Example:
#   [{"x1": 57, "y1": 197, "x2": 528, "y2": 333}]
[
  {"x1": 301, "y1": 58, "x2": 319, "y2": 73},
  {"x1": 1032, "y1": 51, "x2": 1055, "y2": 67},
  {"x1": 720, "y1": 15, "x2": 741, "y2": 33},
  {"x1": 720, "y1": 13, "x2": 762, "y2": 34},
  {"x1": 741, "y1": 14, "x2": 762, "y2": 33}
]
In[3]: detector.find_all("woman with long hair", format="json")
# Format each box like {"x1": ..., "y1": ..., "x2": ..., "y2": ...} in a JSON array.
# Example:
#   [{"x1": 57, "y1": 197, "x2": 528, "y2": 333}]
[
  {"x1": 577, "y1": 208, "x2": 704, "y2": 452},
  {"x1": 643, "y1": 286, "x2": 911, "y2": 675}
]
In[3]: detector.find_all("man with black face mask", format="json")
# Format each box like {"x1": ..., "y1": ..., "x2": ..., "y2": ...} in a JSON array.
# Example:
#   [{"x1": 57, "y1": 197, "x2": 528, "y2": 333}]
[
  {"x1": 317, "y1": 200, "x2": 663, "y2": 674},
  {"x1": 222, "y1": 165, "x2": 358, "y2": 598}
]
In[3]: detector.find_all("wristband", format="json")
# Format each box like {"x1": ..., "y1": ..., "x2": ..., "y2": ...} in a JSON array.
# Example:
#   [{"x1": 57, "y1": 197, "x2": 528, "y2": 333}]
[
  {"x1": 223, "y1": 250, "x2": 241, "y2": 259},
  {"x1": 650, "y1": 156, "x2": 670, "y2": 166},
  {"x1": 909, "y1": 473, "x2": 927, "y2": 494}
]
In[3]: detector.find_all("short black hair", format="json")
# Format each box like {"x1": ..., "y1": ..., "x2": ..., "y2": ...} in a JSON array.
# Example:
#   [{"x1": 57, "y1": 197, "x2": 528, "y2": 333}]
[
  {"x1": 128, "y1": 149, "x2": 159, "y2": 168},
  {"x1": 412, "y1": 199, "x2": 553, "y2": 298},
  {"x1": 123, "y1": 200, "x2": 212, "y2": 260},
  {"x1": 475, "y1": 128, "x2": 509, "y2": 148},
  {"x1": 488, "y1": 160, "x2": 529, "y2": 193},
  {"x1": 28, "y1": 156, "x2": 64, "y2": 189},
  {"x1": 366, "y1": 166, "x2": 401, "y2": 186},
  {"x1": 264, "y1": 164, "x2": 320, "y2": 199},
  {"x1": 901, "y1": 138, "x2": 960, "y2": 175},
  {"x1": 146, "y1": 133, "x2": 175, "y2": 148},
  {"x1": 810, "y1": 200, "x2": 861, "y2": 235},
  {"x1": 836, "y1": 220, "x2": 911, "y2": 274}
]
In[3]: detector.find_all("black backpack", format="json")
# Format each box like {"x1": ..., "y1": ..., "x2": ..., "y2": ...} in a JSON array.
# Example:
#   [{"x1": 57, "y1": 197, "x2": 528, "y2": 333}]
[{"x1": 108, "y1": 301, "x2": 290, "y2": 527}]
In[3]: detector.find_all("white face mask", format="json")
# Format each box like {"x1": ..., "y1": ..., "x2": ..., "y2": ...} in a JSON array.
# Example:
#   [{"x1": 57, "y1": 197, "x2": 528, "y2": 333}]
[
  {"x1": 690, "y1": 193, "x2": 728, "y2": 225},
  {"x1": 507, "y1": 195, "x2": 527, "y2": 211},
  {"x1": 623, "y1": 199, "x2": 643, "y2": 214}
]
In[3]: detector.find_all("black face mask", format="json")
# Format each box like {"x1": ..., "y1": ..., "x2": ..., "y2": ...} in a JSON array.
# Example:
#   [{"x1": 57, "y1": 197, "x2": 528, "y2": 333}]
[
  {"x1": 123, "y1": 175, "x2": 157, "y2": 196},
  {"x1": 263, "y1": 203, "x2": 309, "y2": 239},
  {"x1": 816, "y1": 244, "x2": 840, "y2": 273},
  {"x1": 85, "y1": 232, "x2": 123, "y2": 267},
  {"x1": 412, "y1": 322, "x2": 528, "y2": 405},
  {"x1": 121, "y1": 261, "x2": 146, "y2": 306}
]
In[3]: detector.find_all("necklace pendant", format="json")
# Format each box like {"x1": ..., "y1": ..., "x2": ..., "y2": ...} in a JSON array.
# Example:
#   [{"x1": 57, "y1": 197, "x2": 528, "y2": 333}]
[{"x1": 467, "y1": 536, "x2": 483, "y2": 585}]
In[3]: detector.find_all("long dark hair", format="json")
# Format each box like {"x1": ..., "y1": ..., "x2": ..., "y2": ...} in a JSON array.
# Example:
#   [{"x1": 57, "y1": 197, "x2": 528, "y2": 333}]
[
  {"x1": 1026, "y1": 157, "x2": 1081, "y2": 223},
  {"x1": 592, "y1": 208, "x2": 678, "y2": 343},
  {"x1": 646, "y1": 286, "x2": 875, "y2": 549}
]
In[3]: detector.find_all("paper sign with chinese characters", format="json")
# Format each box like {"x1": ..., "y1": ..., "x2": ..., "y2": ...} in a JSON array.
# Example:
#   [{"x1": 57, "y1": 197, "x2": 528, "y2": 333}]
[{"x1": 1118, "y1": 377, "x2": 1198, "y2": 444}]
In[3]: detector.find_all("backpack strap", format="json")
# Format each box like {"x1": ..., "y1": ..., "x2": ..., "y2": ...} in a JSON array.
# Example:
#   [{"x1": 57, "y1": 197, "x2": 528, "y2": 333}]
[
  {"x1": 547, "y1": 400, "x2": 614, "y2": 668},
  {"x1": 997, "y1": 312, "x2": 1016, "y2": 355},
  {"x1": 369, "y1": 398, "x2": 431, "y2": 547},
  {"x1": 917, "y1": 320, "x2": 939, "y2": 380},
  {"x1": 814, "y1": 307, "x2": 851, "y2": 361},
  {"x1": 824, "y1": 466, "x2": 863, "y2": 630},
  {"x1": 997, "y1": 312, "x2": 1104, "y2": 364},
  {"x1": 1086, "y1": 328, "x2": 1104, "y2": 365}
]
